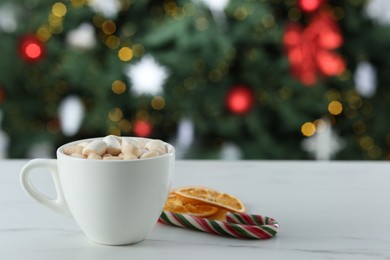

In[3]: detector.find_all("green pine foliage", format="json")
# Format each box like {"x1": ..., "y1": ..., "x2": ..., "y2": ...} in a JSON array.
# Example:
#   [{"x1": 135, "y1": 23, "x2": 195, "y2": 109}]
[{"x1": 0, "y1": 0, "x2": 389, "y2": 159}]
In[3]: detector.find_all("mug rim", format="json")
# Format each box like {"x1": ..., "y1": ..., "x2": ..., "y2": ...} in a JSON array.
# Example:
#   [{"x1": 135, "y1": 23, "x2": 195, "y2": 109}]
[{"x1": 57, "y1": 136, "x2": 175, "y2": 162}]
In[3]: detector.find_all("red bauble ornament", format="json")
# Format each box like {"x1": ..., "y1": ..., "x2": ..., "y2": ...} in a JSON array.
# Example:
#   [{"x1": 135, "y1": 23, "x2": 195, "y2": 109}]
[
  {"x1": 226, "y1": 85, "x2": 255, "y2": 114},
  {"x1": 19, "y1": 35, "x2": 44, "y2": 62},
  {"x1": 298, "y1": 0, "x2": 324, "y2": 13},
  {"x1": 283, "y1": 11, "x2": 345, "y2": 86},
  {"x1": 133, "y1": 119, "x2": 153, "y2": 137},
  {"x1": 316, "y1": 51, "x2": 345, "y2": 76},
  {"x1": 307, "y1": 12, "x2": 343, "y2": 49}
]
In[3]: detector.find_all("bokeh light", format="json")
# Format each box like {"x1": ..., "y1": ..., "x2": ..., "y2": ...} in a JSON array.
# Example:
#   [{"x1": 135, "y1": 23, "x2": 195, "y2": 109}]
[
  {"x1": 108, "y1": 108, "x2": 123, "y2": 122},
  {"x1": 36, "y1": 26, "x2": 51, "y2": 42},
  {"x1": 70, "y1": 0, "x2": 86, "y2": 8},
  {"x1": 20, "y1": 36, "x2": 44, "y2": 62},
  {"x1": 52, "y1": 2, "x2": 67, "y2": 17},
  {"x1": 112, "y1": 80, "x2": 126, "y2": 94},
  {"x1": 301, "y1": 122, "x2": 316, "y2": 137},
  {"x1": 25, "y1": 44, "x2": 42, "y2": 59},
  {"x1": 151, "y1": 96, "x2": 166, "y2": 110},
  {"x1": 299, "y1": 0, "x2": 323, "y2": 12},
  {"x1": 328, "y1": 101, "x2": 343, "y2": 115},
  {"x1": 133, "y1": 119, "x2": 152, "y2": 137},
  {"x1": 118, "y1": 47, "x2": 133, "y2": 61},
  {"x1": 102, "y1": 20, "x2": 116, "y2": 35},
  {"x1": 226, "y1": 85, "x2": 255, "y2": 114}
]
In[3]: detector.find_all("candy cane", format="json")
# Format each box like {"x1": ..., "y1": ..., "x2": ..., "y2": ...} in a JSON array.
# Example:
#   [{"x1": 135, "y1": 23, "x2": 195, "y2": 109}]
[{"x1": 159, "y1": 211, "x2": 279, "y2": 239}]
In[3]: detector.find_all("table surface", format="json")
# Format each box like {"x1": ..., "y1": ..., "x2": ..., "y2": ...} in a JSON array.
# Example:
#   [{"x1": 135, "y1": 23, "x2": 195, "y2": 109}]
[{"x1": 1, "y1": 160, "x2": 389, "y2": 260}]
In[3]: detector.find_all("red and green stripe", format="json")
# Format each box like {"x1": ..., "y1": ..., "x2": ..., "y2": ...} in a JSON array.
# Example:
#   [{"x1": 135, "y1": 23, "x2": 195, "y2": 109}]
[{"x1": 159, "y1": 211, "x2": 279, "y2": 239}]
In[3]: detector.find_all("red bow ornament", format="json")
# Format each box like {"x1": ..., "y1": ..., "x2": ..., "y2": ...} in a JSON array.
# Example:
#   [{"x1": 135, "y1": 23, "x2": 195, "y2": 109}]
[{"x1": 283, "y1": 11, "x2": 346, "y2": 86}]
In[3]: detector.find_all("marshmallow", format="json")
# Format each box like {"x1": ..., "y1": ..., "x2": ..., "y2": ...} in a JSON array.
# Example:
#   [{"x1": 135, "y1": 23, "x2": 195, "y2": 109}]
[
  {"x1": 103, "y1": 135, "x2": 121, "y2": 156},
  {"x1": 82, "y1": 140, "x2": 107, "y2": 156},
  {"x1": 77, "y1": 141, "x2": 89, "y2": 148},
  {"x1": 65, "y1": 136, "x2": 169, "y2": 160},
  {"x1": 130, "y1": 137, "x2": 147, "y2": 148},
  {"x1": 88, "y1": 153, "x2": 102, "y2": 160},
  {"x1": 140, "y1": 150, "x2": 159, "y2": 159},
  {"x1": 139, "y1": 148, "x2": 149, "y2": 157},
  {"x1": 121, "y1": 140, "x2": 139, "y2": 157},
  {"x1": 63, "y1": 146, "x2": 83, "y2": 156},
  {"x1": 123, "y1": 153, "x2": 138, "y2": 160},
  {"x1": 145, "y1": 140, "x2": 167, "y2": 153},
  {"x1": 70, "y1": 153, "x2": 85, "y2": 158},
  {"x1": 153, "y1": 148, "x2": 167, "y2": 155}
]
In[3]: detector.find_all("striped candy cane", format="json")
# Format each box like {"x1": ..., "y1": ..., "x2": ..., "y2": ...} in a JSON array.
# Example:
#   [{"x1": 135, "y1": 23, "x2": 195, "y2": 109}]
[{"x1": 159, "y1": 211, "x2": 279, "y2": 239}]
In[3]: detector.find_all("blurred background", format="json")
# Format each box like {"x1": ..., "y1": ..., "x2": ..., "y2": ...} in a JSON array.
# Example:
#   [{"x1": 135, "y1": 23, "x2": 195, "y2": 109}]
[{"x1": 0, "y1": 0, "x2": 389, "y2": 160}]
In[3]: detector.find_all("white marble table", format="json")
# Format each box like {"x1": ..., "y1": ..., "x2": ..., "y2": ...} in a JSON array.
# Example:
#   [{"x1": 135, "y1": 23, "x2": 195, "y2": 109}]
[{"x1": 1, "y1": 160, "x2": 390, "y2": 259}]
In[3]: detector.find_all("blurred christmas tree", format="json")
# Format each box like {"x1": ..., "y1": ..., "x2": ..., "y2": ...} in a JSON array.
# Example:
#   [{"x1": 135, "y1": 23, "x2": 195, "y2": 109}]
[{"x1": 0, "y1": 0, "x2": 389, "y2": 160}]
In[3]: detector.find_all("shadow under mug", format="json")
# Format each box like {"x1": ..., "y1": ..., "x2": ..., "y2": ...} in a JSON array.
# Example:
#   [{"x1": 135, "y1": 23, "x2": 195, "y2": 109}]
[{"x1": 20, "y1": 137, "x2": 175, "y2": 245}]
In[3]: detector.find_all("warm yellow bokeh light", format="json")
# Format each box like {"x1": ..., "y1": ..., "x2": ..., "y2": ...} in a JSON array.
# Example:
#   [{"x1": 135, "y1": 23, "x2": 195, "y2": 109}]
[
  {"x1": 102, "y1": 20, "x2": 116, "y2": 35},
  {"x1": 106, "y1": 35, "x2": 120, "y2": 49},
  {"x1": 132, "y1": 44, "x2": 145, "y2": 57},
  {"x1": 93, "y1": 15, "x2": 105, "y2": 27},
  {"x1": 367, "y1": 146, "x2": 382, "y2": 159},
  {"x1": 118, "y1": 47, "x2": 133, "y2": 61},
  {"x1": 70, "y1": 0, "x2": 85, "y2": 8},
  {"x1": 52, "y1": 2, "x2": 67, "y2": 17},
  {"x1": 119, "y1": 119, "x2": 132, "y2": 133},
  {"x1": 36, "y1": 26, "x2": 51, "y2": 41},
  {"x1": 301, "y1": 122, "x2": 316, "y2": 137},
  {"x1": 151, "y1": 96, "x2": 166, "y2": 110},
  {"x1": 108, "y1": 108, "x2": 123, "y2": 122},
  {"x1": 107, "y1": 126, "x2": 121, "y2": 136},
  {"x1": 359, "y1": 136, "x2": 374, "y2": 150},
  {"x1": 234, "y1": 7, "x2": 249, "y2": 21},
  {"x1": 328, "y1": 101, "x2": 343, "y2": 115},
  {"x1": 48, "y1": 12, "x2": 63, "y2": 34},
  {"x1": 111, "y1": 80, "x2": 126, "y2": 95},
  {"x1": 48, "y1": 13, "x2": 62, "y2": 27}
]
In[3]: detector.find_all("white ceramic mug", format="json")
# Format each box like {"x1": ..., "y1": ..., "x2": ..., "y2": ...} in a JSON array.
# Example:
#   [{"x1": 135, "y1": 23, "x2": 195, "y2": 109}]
[{"x1": 20, "y1": 137, "x2": 175, "y2": 245}]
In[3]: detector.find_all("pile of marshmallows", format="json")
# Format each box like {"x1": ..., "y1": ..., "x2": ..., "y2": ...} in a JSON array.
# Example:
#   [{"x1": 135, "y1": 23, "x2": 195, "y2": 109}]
[{"x1": 63, "y1": 136, "x2": 168, "y2": 160}]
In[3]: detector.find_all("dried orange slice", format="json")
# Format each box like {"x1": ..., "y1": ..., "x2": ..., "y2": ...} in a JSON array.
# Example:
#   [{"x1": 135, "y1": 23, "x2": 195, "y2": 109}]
[
  {"x1": 164, "y1": 193, "x2": 219, "y2": 217},
  {"x1": 174, "y1": 186, "x2": 245, "y2": 213}
]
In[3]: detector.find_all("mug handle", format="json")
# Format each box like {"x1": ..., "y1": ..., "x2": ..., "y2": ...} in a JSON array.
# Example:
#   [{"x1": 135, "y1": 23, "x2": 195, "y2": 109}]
[{"x1": 20, "y1": 159, "x2": 72, "y2": 216}]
